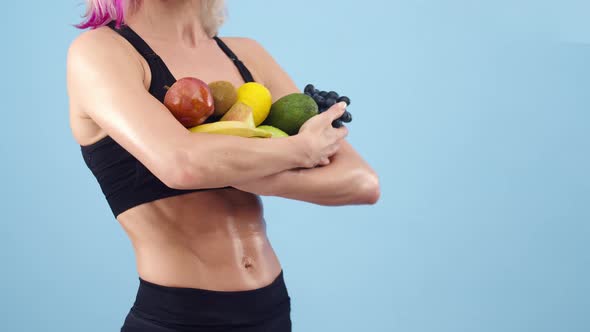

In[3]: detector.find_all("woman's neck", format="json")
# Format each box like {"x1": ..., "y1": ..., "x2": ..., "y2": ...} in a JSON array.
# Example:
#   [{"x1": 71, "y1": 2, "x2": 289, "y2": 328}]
[{"x1": 125, "y1": 0, "x2": 209, "y2": 47}]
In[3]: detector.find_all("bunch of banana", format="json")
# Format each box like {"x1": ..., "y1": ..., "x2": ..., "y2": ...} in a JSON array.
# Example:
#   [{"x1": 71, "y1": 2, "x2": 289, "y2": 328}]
[{"x1": 189, "y1": 102, "x2": 271, "y2": 138}]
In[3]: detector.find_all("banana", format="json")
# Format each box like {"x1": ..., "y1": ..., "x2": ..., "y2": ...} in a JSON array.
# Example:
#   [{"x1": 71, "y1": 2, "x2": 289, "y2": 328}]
[{"x1": 189, "y1": 121, "x2": 272, "y2": 138}]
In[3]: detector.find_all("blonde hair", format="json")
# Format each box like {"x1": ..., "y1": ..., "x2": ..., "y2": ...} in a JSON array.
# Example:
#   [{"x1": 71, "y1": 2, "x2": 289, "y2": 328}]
[
  {"x1": 200, "y1": 0, "x2": 226, "y2": 37},
  {"x1": 77, "y1": 0, "x2": 226, "y2": 37}
]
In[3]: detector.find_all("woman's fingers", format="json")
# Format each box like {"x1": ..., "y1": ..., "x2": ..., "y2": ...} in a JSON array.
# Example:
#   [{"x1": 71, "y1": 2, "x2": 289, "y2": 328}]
[
  {"x1": 322, "y1": 102, "x2": 347, "y2": 123},
  {"x1": 334, "y1": 125, "x2": 348, "y2": 140},
  {"x1": 330, "y1": 143, "x2": 341, "y2": 155}
]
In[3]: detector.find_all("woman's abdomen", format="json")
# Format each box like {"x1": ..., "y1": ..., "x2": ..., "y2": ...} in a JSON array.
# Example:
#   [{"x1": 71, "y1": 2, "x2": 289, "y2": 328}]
[{"x1": 117, "y1": 188, "x2": 282, "y2": 291}]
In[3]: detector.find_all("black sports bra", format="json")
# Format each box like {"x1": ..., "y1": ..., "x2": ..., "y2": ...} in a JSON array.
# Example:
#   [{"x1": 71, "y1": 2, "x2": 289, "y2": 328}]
[{"x1": 80, "y1": 22, "x2": 256, "y2": 218}]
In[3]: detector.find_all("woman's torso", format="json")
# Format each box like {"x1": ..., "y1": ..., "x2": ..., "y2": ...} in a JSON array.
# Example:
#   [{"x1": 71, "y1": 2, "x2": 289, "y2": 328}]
[{"x1": 70, "y1": 25, "x2": 281, "y2": 291}]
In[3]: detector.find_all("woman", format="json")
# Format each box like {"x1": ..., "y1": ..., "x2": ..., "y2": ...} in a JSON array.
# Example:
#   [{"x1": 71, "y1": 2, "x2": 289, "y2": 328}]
[{"x1": 67, "y1": 0, "x2": 380, "y2": 331}]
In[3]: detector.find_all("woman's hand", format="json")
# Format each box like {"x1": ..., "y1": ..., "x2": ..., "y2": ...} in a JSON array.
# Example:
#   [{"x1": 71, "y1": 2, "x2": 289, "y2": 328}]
[{"x1": 295, "y1": 102, "x2": 349, "y2": 168}]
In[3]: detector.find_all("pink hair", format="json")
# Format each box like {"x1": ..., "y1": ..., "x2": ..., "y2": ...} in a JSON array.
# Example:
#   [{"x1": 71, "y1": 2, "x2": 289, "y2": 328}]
[
  {"x1": 76, "y1": 0, "x2": 129, "y2": 29},
  {"x1": 76, "y1": 0, "x2": 226, "y2": 36}
]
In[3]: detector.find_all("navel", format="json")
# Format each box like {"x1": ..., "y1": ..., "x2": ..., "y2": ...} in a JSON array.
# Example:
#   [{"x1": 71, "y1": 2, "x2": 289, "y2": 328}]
[{"x1": 242, "y1": 256, "x2": 255, "y2": 270}]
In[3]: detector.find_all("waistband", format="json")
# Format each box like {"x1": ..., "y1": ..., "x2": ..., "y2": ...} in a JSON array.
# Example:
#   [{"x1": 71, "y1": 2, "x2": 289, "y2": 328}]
[{"x1": 131, "y1": 271, "x2": 290, "y2": 327}]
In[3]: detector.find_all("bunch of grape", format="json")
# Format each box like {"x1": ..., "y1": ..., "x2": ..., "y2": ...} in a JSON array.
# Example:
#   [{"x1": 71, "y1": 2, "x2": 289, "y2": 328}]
[{"x1": 304, "y1": 84, "x2": 352, "y2": 128}]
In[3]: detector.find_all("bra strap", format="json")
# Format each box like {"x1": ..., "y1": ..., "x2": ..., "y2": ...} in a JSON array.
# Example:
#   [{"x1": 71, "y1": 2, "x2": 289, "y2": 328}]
[
  {"x1": 107, "y1": 23, "x2": 255, "y2": 84},
  {"x1": 213, "y1": 36, "x2": 255, "y2": 83},
  {"x1": 107, "y1": 22, "x2": 158, "y2": 59}
]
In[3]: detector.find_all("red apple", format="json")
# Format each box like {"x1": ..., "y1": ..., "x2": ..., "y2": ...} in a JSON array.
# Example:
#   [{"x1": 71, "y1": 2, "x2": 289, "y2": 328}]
[{"x1": 164, "y1": 77, "x2": 215, "y2": 127}]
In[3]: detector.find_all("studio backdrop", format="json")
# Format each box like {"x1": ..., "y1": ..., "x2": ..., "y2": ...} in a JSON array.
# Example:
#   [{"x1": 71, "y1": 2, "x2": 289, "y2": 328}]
[{"x1": 1, "y1": 1, "x2": 588, "y2": 331}]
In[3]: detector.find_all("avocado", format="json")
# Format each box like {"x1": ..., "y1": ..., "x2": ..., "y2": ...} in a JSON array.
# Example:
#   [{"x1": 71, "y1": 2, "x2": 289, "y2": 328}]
[{"x1": 263, "y1": 93, "x2": 319, "y2": 135}]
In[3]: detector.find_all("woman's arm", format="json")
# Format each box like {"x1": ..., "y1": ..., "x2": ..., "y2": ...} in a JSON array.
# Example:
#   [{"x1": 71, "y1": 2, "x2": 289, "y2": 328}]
[
  {"x1": 234, "y1": 141, "x2": 380, "y2": 205},
  {"x1": 229, "y1": 38, "x2": 381, "y2": 205},
  {"x1": 67, "y1": 29, "x2": 345, "y2": 190}
]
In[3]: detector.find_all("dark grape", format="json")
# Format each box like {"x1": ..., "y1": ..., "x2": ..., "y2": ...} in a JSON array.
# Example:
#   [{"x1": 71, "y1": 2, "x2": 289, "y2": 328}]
[
  {"x1": 325, "y1": 97, "x2": 337, "y2": 108},
  {"x1": 303, "y1": 84, "x2": 352, "y2": 125},
  {"x1": 327, "y1": 91, "x2": 339, "y2": 99},
  {"x1": 315, "y1": 95, "x2": 326, "y2": 107},
  {"x1": 337, "y1": 96, "x2": 351, "y2": 106},
  {"x1": 332, "y1": 120, "x2": 344, "y2": 128},
  {"x1": 340, "y1": 111, "x2": 352, "y2": 123}
]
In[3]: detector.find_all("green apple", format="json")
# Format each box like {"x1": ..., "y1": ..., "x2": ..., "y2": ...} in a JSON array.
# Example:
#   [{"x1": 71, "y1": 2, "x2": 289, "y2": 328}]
[{"x1": 256, "y1": 125, "x2": 289, "y2": 138}]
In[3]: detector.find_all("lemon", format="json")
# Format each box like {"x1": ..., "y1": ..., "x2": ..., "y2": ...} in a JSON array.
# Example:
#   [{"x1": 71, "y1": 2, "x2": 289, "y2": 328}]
[{"x1": 236, "y1": 83, "x2": 272, "y2": 126}]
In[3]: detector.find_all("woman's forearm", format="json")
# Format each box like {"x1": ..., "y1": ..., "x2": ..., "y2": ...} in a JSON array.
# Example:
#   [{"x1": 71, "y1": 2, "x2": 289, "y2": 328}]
[
  {"x1": 233, "y1": 142, "x2": 381, "y2": 205},
  {"x1": 234, "y1": 165, "x2": 379, "y2": 206},
  {"x1": 174, "y1": 135, "x2": 309, "y2": 190}
]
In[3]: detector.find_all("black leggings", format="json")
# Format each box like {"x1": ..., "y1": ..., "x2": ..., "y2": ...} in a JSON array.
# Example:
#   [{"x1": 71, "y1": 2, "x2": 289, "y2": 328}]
[{"x1": 121, "y1": 271, "x2": 291, "y2": 332}]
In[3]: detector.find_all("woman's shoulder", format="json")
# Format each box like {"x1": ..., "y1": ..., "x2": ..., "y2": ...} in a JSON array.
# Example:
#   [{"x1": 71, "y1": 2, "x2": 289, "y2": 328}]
[
  {"x1": 69, "y1": 26, "x2": 123, "y2": 55},
  {"x1": 67, "y1": 26, "x2": 141, "y2": 71},
  {"x1": 67, "y1": 26, "x2": 144, "y2": 92},
  {"x1": 216, "y1": 36, "x2": 268, "y2": 58},
  {"x1": 66, "y1": 26, "x2": 145, "y2": 116},
  {"x1": 216, "y1": 37, "x2": 282, "y2": 84}
]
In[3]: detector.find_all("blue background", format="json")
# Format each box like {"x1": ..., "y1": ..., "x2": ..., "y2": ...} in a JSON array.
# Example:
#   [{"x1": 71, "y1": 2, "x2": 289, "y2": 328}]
[{"x1": 1, "y1": 0, "x2": 589, "y2": 331}]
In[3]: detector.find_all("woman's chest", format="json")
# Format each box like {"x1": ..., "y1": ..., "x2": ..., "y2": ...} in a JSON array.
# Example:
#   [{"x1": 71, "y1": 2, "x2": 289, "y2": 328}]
[{"x1": 142, "y1": 41, "x2": 251, "y2": 88}]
